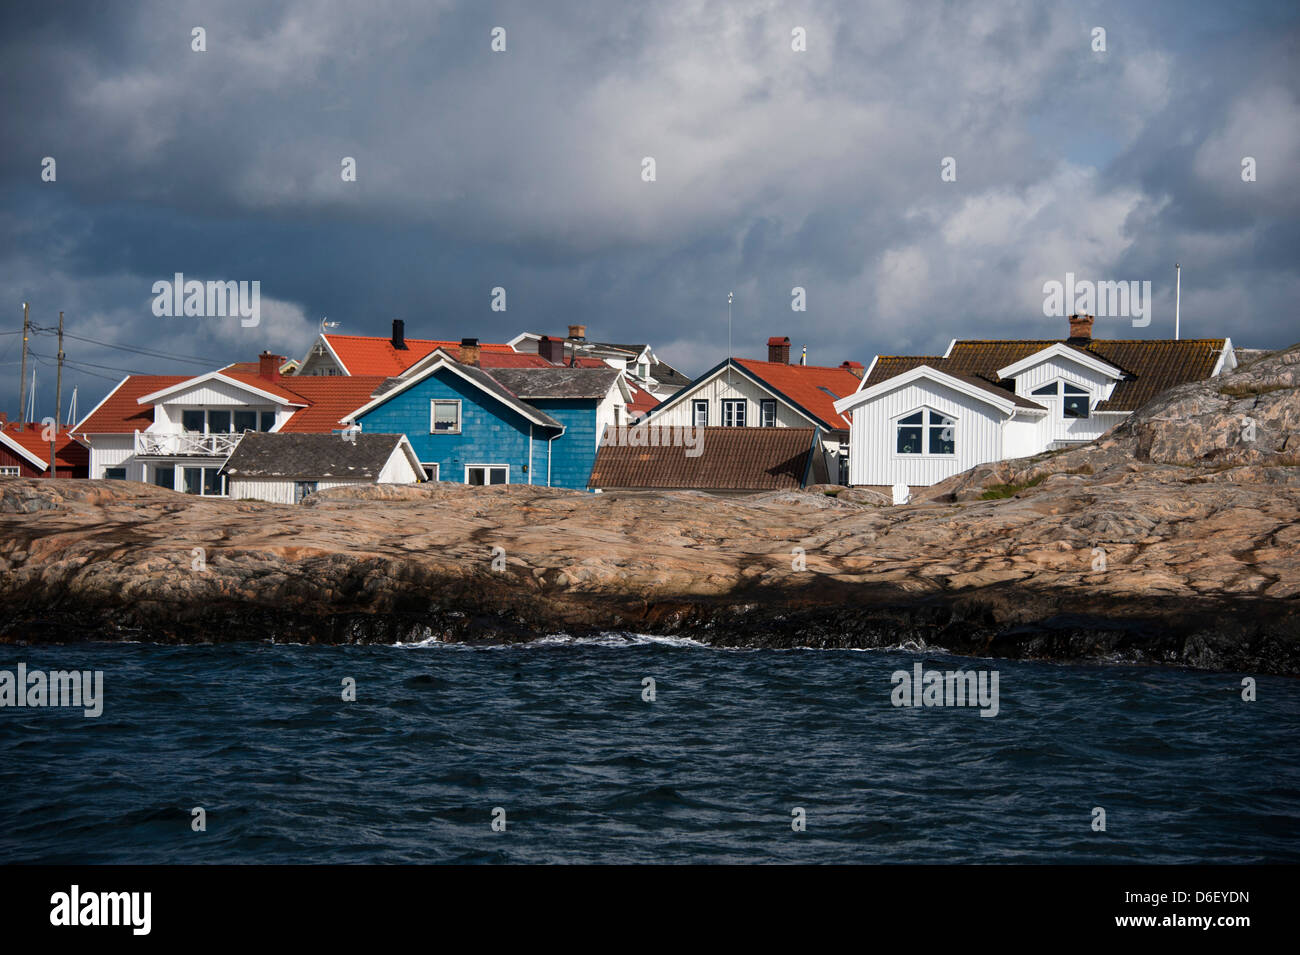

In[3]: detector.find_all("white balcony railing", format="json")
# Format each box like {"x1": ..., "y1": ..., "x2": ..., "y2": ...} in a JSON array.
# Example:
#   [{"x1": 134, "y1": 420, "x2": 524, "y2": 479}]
[{"x1": 134, "y1": 430, "x2": 244, "y2": 458}]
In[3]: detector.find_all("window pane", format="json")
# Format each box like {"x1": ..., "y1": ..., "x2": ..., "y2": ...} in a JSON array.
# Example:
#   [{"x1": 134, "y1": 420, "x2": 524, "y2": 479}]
[
  {"x1": 1031, "y1": 382, "x2": 1058, "y2": 396},
  {"x1": 1063, "y1": 383, "x2": 1087, "y2": 394},
  {"x1": 467, "y1": 467, "x2": 484, "y2": 486},
  {"x1": 723, "y1": 400, "x2": 745, "y2": 426},
  {"x1": 208, "y1": 410, "x2": 231, "y2": 433},
  {"x1": 693, "y1": 401, "x2": 707, "y2": 427},
  {"x1": 233, "y1": 411, "x2": 257, "y2": 433},
  {"x1": 183, "y1": 467, "x2": 202, "y2": 494},
  {"x1": 929, "y1": 415, "x2": 956, "y2": 454},
  {"x1": 433, "y1": 401, "x2": 459, "y2": 432},
  {"x1": 260, "y1": 411, "x2": 276, "y2": 431},
  {"x1": 897, "y1": 425, "x2": 923, "y2": 454},
  {"x1": 761, "y1": 400, "x2": 777, "y2": 427},
  {"x1": 153, "y1": 466, "x2": 175, "y2": 489},
  {"x1": 489, "y1": 467, "x2": 508, "y2": 485},
  {"x1": 1063, "y1": 395, "x2": 1089, "y2": 418},
  {"x1": 203, "y1": 468, "x2": 222, "y2": 495},
  {"x1": 899, "y1": 411, "x2": 924, "y2": 424},
  {"x1": 182, "y1": 410, "x2": 205, "y2": 432},
  {"x1": 105, "y1": 468, "x2": 126, "y2": 480}
]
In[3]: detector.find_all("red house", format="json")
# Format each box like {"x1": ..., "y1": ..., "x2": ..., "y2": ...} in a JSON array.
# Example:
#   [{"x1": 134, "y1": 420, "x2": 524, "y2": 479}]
[{"x1": 0, "y1": 417, "x2": 90, "y2": 479}]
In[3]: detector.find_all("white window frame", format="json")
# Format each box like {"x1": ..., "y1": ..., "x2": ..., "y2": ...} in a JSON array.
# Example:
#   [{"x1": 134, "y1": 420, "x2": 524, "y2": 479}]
[
  {"x1": 892, "y1": 407, "x2": 957, "y2": 457},
  {"x1": 692, "y1": 399, "x2": 708, "y2": 427},
  {"x1": 1029, "y1": 378, "x2": 1092, "y2": 419},
  {"x1": 0, "y1": 466, "x2": 20, "y2": 478},
  {"x1": 420, "y1": 462, "x2": 440, "y2": 482},
  {"x1": 464, "y1": 464, "x2": 509, "y2": 486},
  {"x1": 722, "y1": 398, "x2": 747, "y2": 427},
  {"x1": 430, "y1": 399, "x2": 462, "y2": 434},
  {"x1": 760, "y1": 399, "x2": 777, "y2": 427}
]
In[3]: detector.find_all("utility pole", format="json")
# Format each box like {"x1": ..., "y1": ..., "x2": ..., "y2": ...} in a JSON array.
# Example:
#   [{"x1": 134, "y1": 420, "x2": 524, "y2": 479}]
[
  {"x1": 18, "y1": 302, "x2": 29, "y2": 427},
  {"x1": 56, "y1": 310, "x2": 65, "y2": 428}
]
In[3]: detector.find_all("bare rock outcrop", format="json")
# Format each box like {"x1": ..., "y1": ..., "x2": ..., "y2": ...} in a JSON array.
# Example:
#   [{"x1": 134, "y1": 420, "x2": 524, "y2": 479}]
[{"x1": 0, "y1": 345, "x2": 1296, "y2": 673}]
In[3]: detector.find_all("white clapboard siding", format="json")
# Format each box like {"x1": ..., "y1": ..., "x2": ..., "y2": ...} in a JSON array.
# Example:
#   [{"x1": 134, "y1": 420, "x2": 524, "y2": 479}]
[
  {"x1": 652, "y1": 371, "x2": 816, "y2": 430},
  {"x1": 154, "y1": 377, "x2": 282, "y2": 408},
  {"x1": 227, "y1": 477, "x2": 361, "y2": 503},
  {"x1": 1011, "y1": 355, "x2": 1118, "y2": 446},
  {"x1": 87, "y1": 436, "x2": 137, "y2": 480},
  {"x1": 847, "y1": 380, "x2": 1004, "y2": 487}
]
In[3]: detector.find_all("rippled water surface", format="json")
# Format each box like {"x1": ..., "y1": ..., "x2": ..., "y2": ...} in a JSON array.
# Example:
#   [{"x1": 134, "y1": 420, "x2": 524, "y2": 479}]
[{"x1": 2, "y1": 637, "x2": 1297, "y2": 863}]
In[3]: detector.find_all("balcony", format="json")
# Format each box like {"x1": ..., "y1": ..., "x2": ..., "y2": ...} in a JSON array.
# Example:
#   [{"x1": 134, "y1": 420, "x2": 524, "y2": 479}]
[{"x1": 134, "y1": 430, "x2": 243, "y2": 458}]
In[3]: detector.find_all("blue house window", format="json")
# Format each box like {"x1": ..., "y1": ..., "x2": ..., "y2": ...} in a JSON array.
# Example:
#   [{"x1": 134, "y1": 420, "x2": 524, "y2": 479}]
[
  {"x1": 431, "y1": 399, "x2": 461, "y2": 434},
  {"x1": 692, "y1": 400, "x2": 708, "y2": 427},
  {"x1": 760, "y1": 399, "x2": 777, "y2": 427},
  {"x1": 466, "y1": 465, "x2": 508, "y2": 486}
]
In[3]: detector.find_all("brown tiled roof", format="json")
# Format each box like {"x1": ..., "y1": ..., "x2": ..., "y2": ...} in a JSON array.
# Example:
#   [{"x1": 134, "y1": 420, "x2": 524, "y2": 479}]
[
  {"x1": 864, "y1": 358, "x2": 1045, "y2": 410},
  {"x1": 588, "y1": 427, "x2": 816, "y2": 491},
  {"x1": 866, "y1": 339, "x2": 1226, "y2": 413}
]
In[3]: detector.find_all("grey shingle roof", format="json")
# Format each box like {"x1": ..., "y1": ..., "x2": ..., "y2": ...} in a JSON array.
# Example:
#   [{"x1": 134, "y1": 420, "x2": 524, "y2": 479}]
[
  {"x1": 221, "y1": 432, "x2": 411, "y2": 480},
  {"x1": 486, "y1": 367, "x2": 622, "y2": 400}
]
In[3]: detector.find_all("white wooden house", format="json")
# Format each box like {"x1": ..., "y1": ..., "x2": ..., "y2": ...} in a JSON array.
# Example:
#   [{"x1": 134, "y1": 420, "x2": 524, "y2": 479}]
[
  {"x1": 222, "y1": 432, "x2": 425, "y2": 503},
  {"x1": 833, "y1": 315, "x2": 1237, "y2": 489}
]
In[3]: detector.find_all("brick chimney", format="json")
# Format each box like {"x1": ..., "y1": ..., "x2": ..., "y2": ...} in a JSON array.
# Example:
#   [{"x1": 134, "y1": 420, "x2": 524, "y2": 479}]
[
  {"x1": 539, "y1": 335, "x2": 565, "y2": 364},
  {"x1": 767, "y1": 336, "x2": 791, "y2": 364},
  {"x1": 258, "y1": 351, "x2": 284, "y2": 381},
  {"x1": 840, "y1": 360, "x2": 865, "y2": 379},
  {"x1": 568, "y1": 324, "x2": 586, "y2": 341},
  {"x1": 391, "y1": 319, "x2": 407, "y2": 350},
  {"x1": 459, "y1": 337, "x2": 480, "y2": 366},
  {"x1": 1067, "y1": 314, "x2": 1094, "y2": 343}
]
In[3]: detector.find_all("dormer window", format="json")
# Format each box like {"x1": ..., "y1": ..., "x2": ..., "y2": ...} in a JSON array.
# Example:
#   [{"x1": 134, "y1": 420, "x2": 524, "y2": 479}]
[{"x1": 1030, "y1": 380, "x2": 1091, "y2": 418}]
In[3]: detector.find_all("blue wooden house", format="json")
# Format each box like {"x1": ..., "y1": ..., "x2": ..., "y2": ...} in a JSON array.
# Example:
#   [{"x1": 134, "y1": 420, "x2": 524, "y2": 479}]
[{"x1": 343, "y1": 354, "x2": 629, "y2": 489}]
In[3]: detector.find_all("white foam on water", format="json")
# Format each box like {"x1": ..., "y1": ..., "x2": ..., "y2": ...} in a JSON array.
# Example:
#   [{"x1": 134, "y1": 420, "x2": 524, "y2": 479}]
[{"x1": 392, "y1": 631, "x2": 713, "y2": 650}]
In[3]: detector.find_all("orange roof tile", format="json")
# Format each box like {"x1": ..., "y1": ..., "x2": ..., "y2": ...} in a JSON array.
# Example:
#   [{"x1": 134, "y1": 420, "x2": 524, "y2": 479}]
[
  {"x1": 323, "y1": 335, "x2": 516, "y2": 376},
  {"x1": 75, "y1": 375, "x2": 190, "y2": 434},
  {"x1": 278, "y1": 377, "x2": 392, "y2": 432},
  {"x1": 733, "y1": 359, "x2": 862, "y2": 431}
]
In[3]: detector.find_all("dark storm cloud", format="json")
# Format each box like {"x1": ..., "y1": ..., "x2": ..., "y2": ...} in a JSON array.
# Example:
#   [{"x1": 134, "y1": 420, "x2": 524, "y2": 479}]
[{"x1": 1, "y1": 0, "x2": 1297, "y2": 419}]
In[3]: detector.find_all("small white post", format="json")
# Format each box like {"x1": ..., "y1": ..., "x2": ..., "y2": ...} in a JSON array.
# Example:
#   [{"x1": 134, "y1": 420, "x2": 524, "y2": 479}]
[{"x1": 1174, "y1": 263, "x2": 1181, "y2": 340}]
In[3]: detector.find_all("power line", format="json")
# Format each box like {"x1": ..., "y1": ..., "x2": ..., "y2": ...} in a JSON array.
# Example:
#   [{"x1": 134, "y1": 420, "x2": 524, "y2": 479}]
[
  {"x1": 28, "y1": 351, "x2": 124, "y2": 384},
  {"x1": 28, "y1": 327, "x2": 215, "y2": 366}
]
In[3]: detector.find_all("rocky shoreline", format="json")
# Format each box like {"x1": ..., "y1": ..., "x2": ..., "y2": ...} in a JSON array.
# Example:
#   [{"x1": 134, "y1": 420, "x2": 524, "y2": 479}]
[{"x1": 1, "y1": 345, "x2": 1297, "y2": 674}]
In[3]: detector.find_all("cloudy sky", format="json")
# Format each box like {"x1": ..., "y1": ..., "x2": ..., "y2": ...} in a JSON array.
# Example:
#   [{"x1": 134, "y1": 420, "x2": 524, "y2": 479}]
[{"x1": 2, "y1": 0, "x2": 1297, "y2": 420}]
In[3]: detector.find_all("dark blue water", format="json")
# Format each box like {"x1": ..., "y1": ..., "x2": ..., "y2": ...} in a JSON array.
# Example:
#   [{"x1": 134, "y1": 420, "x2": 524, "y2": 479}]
[{"x1": 1, "y1": 636, "x2": 1297, "y2": 864}]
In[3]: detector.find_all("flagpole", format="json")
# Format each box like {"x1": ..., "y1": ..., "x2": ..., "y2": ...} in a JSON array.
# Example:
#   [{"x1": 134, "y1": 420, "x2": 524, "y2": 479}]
[{"x1": 727, "y1": 291, "x2": 733, "y2": 387}]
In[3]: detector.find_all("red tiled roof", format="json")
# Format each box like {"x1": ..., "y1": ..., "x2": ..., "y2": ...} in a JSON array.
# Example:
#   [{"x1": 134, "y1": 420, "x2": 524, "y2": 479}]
[
  {"x1": 278, "y1": 376, "x2": 392, "y2": 432},
  {"x1": 76, "y1": 370, "x2": 383, "y2": 436},
  {"x1": 1, "y1": 422, "x2": 89, "y2": 470},
  {"x1": 589, "y1": 427, "x2": 816, "y2": 491},
  {"x1": 75, "y1": 375, "x2": 190, "y2": 434},
  {"x1": 733, "y1": 359, "x2": 862, "y2": 431},
  {"x1": 323, "y1": 335, "x2": 516, "y2": 376},
  {"x1": 626, "y1": 382, "x2": 660, "y2": 416},
  {"x1": 216, "y1": 371, "x2": 308, "y2": 405}
]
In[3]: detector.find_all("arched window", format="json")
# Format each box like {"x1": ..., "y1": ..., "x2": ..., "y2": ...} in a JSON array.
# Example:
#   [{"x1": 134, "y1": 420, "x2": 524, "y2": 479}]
[{"x1": 896, "y1": 409, "x2": 956, "y2": 455}]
